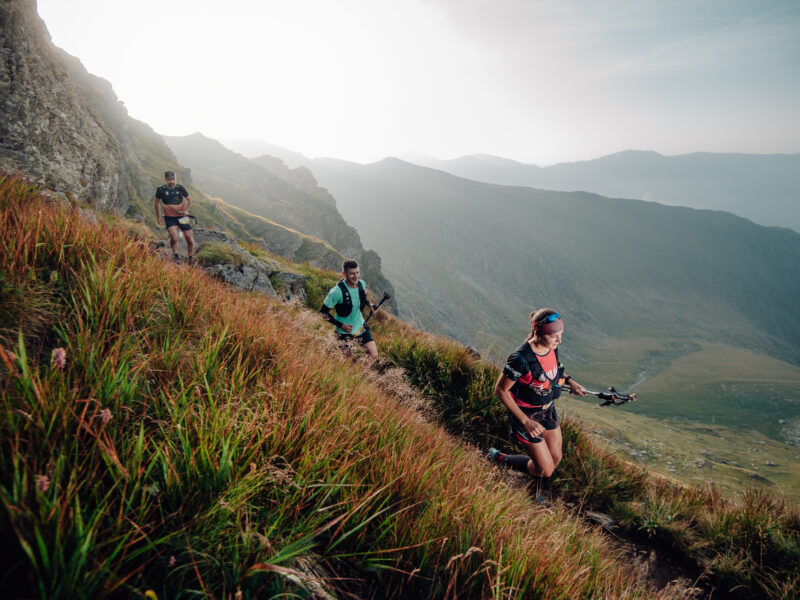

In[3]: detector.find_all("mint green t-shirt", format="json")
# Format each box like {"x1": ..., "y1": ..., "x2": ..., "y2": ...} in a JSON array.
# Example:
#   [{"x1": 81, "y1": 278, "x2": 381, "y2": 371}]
[{"x1": 323, "y1": 280, "x2": 366, "y2": 334}]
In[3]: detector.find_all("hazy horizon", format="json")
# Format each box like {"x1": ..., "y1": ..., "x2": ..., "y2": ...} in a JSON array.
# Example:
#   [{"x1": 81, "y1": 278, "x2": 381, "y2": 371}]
[
  {"x1": 39, "y1": 0, "x2": 800, "y2": 166},
  {"x1": 220, "y1": 137, "x2": 800, "y2": 167}
]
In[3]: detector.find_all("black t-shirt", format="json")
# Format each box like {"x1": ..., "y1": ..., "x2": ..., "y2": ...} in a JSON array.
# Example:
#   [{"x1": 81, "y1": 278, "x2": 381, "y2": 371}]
[
  {"x1": 155, "y1": 184, "x2": 188, "y2": 206},
  {"x1": 502, "y1": 343, "x2": 561, "y2": 408},
  {"x1": 156, "y1": 184, "x2": 189, "y2": 218}
]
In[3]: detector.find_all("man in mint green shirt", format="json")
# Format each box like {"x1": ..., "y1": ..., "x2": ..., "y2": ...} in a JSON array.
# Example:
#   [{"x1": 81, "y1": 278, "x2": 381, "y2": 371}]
[{"x1": 320, "y1": 259, "x2": 380, "y2": 358}]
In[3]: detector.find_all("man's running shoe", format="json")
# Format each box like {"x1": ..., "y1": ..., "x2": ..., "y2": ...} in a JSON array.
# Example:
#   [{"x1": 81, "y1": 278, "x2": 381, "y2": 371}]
[
  {"x1": 173, "y1": 253, "x2": 180, "y2": 262},
  {"x1": 488, "y1": 448, "x2": 502, "y2": 463},
  {"x1": 188, "y1": 256, "x2": 195, "y2": 266}
]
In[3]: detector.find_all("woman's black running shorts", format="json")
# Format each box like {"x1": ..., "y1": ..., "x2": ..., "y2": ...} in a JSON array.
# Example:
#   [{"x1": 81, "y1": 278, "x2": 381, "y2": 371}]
[{"x1": 508, "y1": 403, "x2": 559, "y2": 444}]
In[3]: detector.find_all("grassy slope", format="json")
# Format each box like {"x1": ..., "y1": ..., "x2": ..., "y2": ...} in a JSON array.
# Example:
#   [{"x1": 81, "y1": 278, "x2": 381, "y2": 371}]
[
  {"x1": 576, "y1": 339, "x2": 800, "y2": 444},
  {"x1": 559, "y1": 397, "x2": 800, "y2": 502},
  {"x1": 2, "y1": 173, "x2": 799, "y2": 599},
  {"x1": 363, "y1": 317, "x2": 800, "y2": 598},
  {"x1": 0, "y1": 174, "x2": 657, "y2": 599}
]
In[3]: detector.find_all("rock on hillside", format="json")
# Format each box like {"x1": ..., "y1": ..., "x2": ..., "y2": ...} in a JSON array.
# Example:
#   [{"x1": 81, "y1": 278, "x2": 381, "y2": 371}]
[
  {"x1": 0, "y1": 0, "x2": 129, "y2": 212},
  {"x1": 153, "y1": 228, "x2": 308, "y2": 303}
]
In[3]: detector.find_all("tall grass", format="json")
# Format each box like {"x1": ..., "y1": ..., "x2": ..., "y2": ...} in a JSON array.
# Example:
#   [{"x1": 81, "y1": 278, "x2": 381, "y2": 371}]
[
  {"x1": 366, "y1": 298, "x2": 800, "y2": 599},
  {"x1": 0, "y1": 172, "x2": 662, "y2": 599}
]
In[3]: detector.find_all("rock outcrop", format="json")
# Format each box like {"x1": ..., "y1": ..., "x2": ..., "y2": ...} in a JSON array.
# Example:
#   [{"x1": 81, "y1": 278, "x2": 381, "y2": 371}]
[
  {"x1": 154, "y1": 228, "x2": 308, "y2": 303},
  {"x1": 0, "y1": 0, "x2": 128, "y2": 212}
]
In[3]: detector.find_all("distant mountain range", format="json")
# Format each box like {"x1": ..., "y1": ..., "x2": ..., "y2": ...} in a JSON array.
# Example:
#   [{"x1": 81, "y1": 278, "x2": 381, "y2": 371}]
[
  {"x1": 222, "y1": 139, "x2": 310, "y2": 170},
  {"x1": 222, "y1": 141, "x2": 800, "y2": 234},
  {"x1": 405, "y1": 151, "x2": 800, "y2": 233},
  {"x1": 302, "y1": 156, "x2": 800, "y2": 443}
]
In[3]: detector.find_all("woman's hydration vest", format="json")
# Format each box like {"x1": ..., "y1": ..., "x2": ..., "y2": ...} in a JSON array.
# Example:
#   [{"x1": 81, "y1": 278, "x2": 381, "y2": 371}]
[{"x1": 504, "y1": 344, "x2": 565, "y2": 408}]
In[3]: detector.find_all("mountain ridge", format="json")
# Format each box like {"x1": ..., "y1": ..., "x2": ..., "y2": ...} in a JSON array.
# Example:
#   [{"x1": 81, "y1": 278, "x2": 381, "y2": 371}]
[
  {"x1": 408, "y1": 149, "x2": 800, "y2": 232},
  {"x1": 2, "y1": 2, "x2": 800, "y2": 596},
  {"x1": 6, "y1": 171, "x2": 798, "y2": 598},
  {"x1": 222, "y1": 138, "x2": 800, "y2": 232}
]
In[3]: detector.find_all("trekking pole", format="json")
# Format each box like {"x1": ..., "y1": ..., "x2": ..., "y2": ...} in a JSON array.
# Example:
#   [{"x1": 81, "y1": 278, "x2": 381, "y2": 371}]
[
  {"x1": 563, "y1": 385, "x2": 637, "y2": 407},
  {"x1": 364, "y1": 291, "x2": 391, "y2": 324}
]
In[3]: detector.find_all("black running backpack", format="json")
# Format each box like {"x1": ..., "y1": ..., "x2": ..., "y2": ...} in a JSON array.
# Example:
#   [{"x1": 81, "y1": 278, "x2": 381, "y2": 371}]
[{"x1": 334, "y1": 279, "x2": 369, "y2": 317}]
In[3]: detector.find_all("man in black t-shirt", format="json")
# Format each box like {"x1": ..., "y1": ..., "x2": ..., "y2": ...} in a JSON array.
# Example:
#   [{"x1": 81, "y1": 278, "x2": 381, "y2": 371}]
[{"x1": 155, "y1": 170, "x2": 195, "y2": 264}]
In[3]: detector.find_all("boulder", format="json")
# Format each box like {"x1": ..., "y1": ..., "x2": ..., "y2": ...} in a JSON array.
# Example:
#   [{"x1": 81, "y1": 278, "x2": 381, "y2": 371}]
[
  {"x1": 204, "y1": 263, "x2": 276, "y2": 297},
  {"x1": 271, "y1": 271, "x2": 307, "y2": 304}
]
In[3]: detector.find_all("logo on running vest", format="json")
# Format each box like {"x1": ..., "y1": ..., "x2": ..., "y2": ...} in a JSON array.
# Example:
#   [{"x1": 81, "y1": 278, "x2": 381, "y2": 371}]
[{"x1": 527, "y1": 380, "x2": 551, "y2": 394}]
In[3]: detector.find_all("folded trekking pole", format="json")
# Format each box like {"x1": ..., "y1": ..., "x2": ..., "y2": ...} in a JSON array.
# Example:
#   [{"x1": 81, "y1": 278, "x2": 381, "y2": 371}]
[
  {"x1": 563, "y1": 385, "x2": 637, "y2": 407},
  {"x1": 364, "y1": 291, "x2": 391, "y2": 324}
]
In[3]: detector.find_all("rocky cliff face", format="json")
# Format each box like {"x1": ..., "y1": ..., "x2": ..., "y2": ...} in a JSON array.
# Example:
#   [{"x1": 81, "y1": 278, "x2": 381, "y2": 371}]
[
  {"x1": 55, "y1": 48, "x2": 184, "y2": 219},
  {"x1": 0, "y1": 0, "x2": 129, "y2": 212}
]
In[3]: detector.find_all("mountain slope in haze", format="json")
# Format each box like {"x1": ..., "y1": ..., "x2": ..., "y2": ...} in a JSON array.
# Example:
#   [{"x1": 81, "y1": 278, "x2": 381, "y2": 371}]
[
  {"x1": 165, "y1": 133, "x2": 397, "y2": 311},
  {"x1": 165, "y1": 134, "x2": 360, "y2": 255},
  {"x1": 0, "y1": 0, "x2": 373, "y2": 276},
  {"x1": 307, "y1": 156, "x2": 800, "y2": 443},
  {"x1": 412, "y1": 151, "x2": 800, "y2": 232},
  {"x1": 222, "y1": 138, "x2": 310, "y2": 169}
]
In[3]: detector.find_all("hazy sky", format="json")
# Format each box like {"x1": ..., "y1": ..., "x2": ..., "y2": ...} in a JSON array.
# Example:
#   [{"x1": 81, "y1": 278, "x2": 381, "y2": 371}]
[{"x1": 38, "y1": 0, "x2": 800, "y2": 165}]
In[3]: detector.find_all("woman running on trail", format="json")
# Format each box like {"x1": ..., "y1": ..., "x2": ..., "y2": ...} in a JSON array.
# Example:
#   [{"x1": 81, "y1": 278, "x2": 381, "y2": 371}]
[{"x1": 489, "y1": 309, "x2": 586, "y2": 493}]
